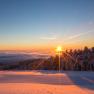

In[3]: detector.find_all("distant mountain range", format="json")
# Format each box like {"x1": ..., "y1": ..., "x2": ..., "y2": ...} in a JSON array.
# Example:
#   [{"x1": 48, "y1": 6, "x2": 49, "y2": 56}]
[{"x1": 0, "y1": 52, "x2": 50, "y2": 64}]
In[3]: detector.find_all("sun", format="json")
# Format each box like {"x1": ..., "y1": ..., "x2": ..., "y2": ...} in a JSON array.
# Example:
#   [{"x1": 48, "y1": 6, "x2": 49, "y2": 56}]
[{"x1": 56, "y1": 46, "x2": 62, "y2": 53}]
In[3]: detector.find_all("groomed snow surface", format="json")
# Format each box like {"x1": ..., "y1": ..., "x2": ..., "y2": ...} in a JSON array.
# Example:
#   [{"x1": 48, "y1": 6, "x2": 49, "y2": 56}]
[{"x1": 0, "y1": 71, "x2": 94, "y2": 94}]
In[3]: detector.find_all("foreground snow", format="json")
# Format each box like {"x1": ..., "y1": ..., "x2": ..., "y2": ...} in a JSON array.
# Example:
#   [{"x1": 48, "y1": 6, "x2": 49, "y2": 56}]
[
  {"x1": 0, "y1": 71, "x2": 94, "y2": 94},
  {"x1": 0, "y1": 83, "x2": 94, "y2": 94}
]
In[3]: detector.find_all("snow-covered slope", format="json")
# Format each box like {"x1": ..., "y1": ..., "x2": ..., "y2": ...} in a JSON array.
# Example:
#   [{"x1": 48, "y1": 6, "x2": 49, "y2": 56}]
[{"x1": 0, "y1": 71, "x2": 94, "y2": 94}]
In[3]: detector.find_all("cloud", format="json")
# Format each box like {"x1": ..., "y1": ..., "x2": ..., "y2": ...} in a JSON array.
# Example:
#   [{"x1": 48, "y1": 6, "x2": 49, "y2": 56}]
[
  {"x1": 40, "y1": 37, "x2": 56, "y2": 40},
  {"x1": 65, "y1": 30, "x2": 93, "y2": 40}
]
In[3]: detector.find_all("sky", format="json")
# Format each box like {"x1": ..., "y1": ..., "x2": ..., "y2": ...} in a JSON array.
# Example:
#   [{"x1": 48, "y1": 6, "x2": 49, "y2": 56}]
[{"x1": 0, "y1": 0, "x2": 94, "y2": 54}]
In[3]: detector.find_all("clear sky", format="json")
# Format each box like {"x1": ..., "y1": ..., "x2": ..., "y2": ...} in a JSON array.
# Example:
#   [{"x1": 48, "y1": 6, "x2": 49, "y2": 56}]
[{"x1": 0, "y1": 0, "x2": 94, "y2": 53}]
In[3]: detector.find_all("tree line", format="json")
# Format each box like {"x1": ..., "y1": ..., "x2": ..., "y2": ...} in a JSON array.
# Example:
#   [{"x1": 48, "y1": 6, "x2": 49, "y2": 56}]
[{"x1": 0, "y1": 46, "x2": 94, "y2": 71}]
